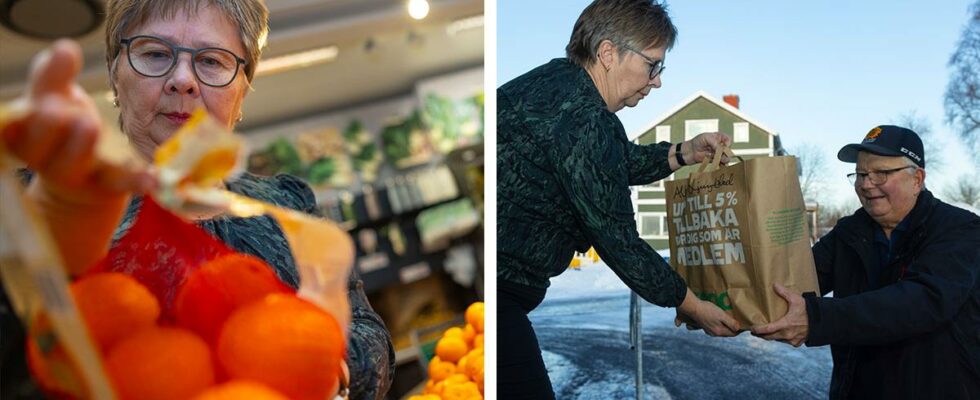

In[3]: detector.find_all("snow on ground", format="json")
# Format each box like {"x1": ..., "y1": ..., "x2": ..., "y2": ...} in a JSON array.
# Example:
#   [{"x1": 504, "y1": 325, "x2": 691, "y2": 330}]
[{"x1": 531, "y1": 262, "x2": 833, "y2": 399}]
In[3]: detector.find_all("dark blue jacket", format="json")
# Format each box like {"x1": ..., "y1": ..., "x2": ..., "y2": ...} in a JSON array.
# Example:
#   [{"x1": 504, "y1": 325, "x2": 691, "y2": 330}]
[{"x1": 805, "y1": 189, "x2": 980, "y2": 399}]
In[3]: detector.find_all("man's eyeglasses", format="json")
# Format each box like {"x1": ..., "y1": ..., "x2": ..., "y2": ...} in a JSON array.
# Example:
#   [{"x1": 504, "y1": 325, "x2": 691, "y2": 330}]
[
  {"x1": 847, "y1": 166, "x2": 917, "y2": 186},
  {"x1": 620, "y1": 44, "x2": 665, "y2": 80},
  {"x1": 119, "y1": 35, "x2": 247, "y2": 88}
]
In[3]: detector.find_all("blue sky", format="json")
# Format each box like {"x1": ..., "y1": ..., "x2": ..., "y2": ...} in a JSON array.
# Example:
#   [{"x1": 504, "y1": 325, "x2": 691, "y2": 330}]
[{"x1": 497, "y1": 0, "x2": 976, "y2": 207}]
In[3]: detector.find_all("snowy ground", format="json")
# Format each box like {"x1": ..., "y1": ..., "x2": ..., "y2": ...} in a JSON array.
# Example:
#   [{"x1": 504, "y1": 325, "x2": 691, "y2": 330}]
[{"x1": 530, "y1": 262, "x2": 832, "y2": 400}]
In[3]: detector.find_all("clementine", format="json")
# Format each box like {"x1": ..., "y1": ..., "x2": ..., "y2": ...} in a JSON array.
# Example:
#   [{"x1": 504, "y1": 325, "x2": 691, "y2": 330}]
[
  {"x1": 465, "y1": 302, "x2": 484, "y2": 333},
  {"x1": 70, "y1": 272, "x2": 160, "y2": 353},
  {"x1": 190, "y1": 381, "x2": 290, "y2": 400},
  {"x1": 174, "y1": 253, "x2": 290, "y2": 345},
  {"x1": 104, "y1": 327, "x2": 215, "y2": 400},
  {"x1": 216, "y1": 294, "x2": 344, "y2": 400}
]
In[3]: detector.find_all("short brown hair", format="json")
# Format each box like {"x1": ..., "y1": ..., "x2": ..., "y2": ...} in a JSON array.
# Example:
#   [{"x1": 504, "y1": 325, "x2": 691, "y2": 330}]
[
  {"x1": 104, "y1": 0, "x2": 269, "y2": 82},
  {"x1": 566, "y1": 0, "x2": 677, "y2": 67}
]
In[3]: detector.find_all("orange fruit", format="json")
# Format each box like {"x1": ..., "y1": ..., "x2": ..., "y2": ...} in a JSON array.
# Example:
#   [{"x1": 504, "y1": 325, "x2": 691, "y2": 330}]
[
  {"x1": 435, "y1": 335, "x2": 469, "y2": 364},
  {"x1": 475, "y1": 372, "x2": 484, "y2": 394},
  {"x1": 443, "y1": 381, "x2": 482, "y2": 400},
  {"x1": 105, "y1": 327, "x2": 215, "y2": 400},
  {"x1": 465, "y1": 302, "x2": 484, "y2": 333},
  {"x1": 174, "y1": 253, "x2": 291, "y2": 345},
  {"x1": 70, "y1": 272, "x2": 160, "y2": 353},
  {"x1": 429, "y1": 380, "x2": 447, "y2": 396},
  {"x1": 443, "y1": 326, "x2": 465, "y2": 338},
  {"x1": 26, "y1": 313, "x2": 89, "y2": 398},
  {"x1": 217, "y1": 294, "x2": 345, "y2": 400},
  {"x1": 445, "y1": 373, "x2": 472, "y2": 385},
  {"x1": 463, "y1": 353, "x2": 484, "y2": 381},
  {"x1": 409, "y1": 395, "x2": 443, "y2": 400},
  {"x1": 428, "y1": 359, "x2": 456, "y2": 381},
  {"x1": 463, "y1": 324, "x2": 477, "y2": 346},
  {"x1": 473, "y1": 333, "x2": 484, "y2": 348},
  {"x1": 190, "y1": 381, "x2": 290, "y2": 400}
]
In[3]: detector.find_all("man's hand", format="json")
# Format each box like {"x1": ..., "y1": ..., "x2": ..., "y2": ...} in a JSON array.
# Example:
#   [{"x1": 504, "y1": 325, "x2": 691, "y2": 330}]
[
  {"x1": 676, "y1": 289, "x2": 740, "y2": 337},
  {"x1": 751, "y1": 283, "x2": 809, "y2": 347}
]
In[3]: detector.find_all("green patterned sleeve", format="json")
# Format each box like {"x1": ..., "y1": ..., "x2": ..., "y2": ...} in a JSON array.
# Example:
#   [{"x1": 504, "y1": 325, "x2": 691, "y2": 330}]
[
  {"x1": 625, "y1": 141, "x2": 674, "y2": 185},
  {"x1": 553, "y1": 113, "x2": 688, "y2": 307}
]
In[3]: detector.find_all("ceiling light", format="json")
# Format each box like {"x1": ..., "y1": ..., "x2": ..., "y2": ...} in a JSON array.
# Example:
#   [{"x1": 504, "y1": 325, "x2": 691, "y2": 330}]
[
  {"x1": 1, "y1": 0, "x2": 103, "y2": 39},
  {"x1": 255, "y1": 46, "x2": 339, "y2": 77},
  {"x1": 407, "y1": 0, "x2": 429, "y2": 20},
  {"x1": 446, "y1": 15, "x2": 484, "y2": 36}
]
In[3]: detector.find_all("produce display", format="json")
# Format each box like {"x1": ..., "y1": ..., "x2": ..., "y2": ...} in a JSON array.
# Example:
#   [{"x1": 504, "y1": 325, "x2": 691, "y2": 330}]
[{"x1": 408, "y1": 301, "x2": 485, "y2": 400}]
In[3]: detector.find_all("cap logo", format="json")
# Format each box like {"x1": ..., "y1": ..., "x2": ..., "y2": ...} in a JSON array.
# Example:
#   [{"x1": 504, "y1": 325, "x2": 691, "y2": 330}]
[
  {"x1": 863, "y1": 126, "x2": 882, "y2": 143},
  {"x1": 900, "y1": 147, "x2": 922, "y2": 162}
]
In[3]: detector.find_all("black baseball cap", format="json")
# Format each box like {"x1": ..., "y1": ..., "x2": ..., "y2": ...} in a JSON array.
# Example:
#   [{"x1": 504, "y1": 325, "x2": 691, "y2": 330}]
[{"x1": 837, "y1": 125, "x2": 925, "y2": 168}]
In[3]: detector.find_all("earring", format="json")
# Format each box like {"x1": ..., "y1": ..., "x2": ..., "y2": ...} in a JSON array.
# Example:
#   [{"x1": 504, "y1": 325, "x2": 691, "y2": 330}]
[
  {"x1": 113, "y1": 98, "x2": 119, "y2": 107},
  {"x1": 237, "y1": 111, "x2": 243, "y2": 122}
]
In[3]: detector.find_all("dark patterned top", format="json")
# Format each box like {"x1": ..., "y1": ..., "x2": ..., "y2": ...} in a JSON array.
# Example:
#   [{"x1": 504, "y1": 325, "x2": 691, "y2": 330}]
[
  {"x1": 496, "y1": 58, "x2": 687, "y2": 307},
  {"x1": 115, "y1": 173, "x2": 394, "y2": 400}
]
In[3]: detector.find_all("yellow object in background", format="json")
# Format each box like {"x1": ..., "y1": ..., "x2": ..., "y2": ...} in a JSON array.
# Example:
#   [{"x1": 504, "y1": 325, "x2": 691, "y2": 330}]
[{"x1": 418, "y1": 301, "x2": 484, "y2": 399}]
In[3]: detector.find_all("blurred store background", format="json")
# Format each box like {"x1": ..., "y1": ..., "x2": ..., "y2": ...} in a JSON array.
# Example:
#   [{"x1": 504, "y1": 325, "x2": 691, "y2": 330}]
[{"x1": 0, "y1": 1, "x2": 484, "y2": 398}]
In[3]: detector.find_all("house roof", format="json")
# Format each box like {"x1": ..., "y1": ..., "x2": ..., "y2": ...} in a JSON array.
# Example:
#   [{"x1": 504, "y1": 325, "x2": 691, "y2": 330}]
[{"x1": 629, "y1": 90, "x2": 781, "y2": 142}]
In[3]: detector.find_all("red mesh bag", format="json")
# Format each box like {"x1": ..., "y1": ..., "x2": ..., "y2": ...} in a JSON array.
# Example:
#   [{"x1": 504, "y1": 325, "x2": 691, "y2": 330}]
[{"x1": 85, "y1": 197, "x2": 234, "y2": 321}]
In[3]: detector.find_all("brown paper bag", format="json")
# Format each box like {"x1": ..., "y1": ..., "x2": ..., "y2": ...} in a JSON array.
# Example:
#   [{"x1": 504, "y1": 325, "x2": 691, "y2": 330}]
[{"x1": 665, "y1": 147, "x2": 819, "y2": 328}]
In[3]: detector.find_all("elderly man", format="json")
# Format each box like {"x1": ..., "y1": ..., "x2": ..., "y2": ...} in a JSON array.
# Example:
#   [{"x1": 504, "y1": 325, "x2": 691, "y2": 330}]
[{"x1": 753, "y1": 125, "x2": 980, "y2": 399}]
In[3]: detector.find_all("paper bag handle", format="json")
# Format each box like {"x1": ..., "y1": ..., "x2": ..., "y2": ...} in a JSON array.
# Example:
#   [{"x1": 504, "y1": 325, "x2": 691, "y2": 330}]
[{"x1": 697, "y1": 145, "x2": 738, "y2": 173}]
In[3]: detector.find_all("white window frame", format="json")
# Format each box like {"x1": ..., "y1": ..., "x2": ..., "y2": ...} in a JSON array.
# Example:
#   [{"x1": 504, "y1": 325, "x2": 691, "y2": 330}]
[
  {"x1": 685, "y1": 119, "x2": 719, "y2": 140},
  {"x1": 655, "y1": 125, "x2": 671, "y2": 143},
  {"x1": 638, "y1": 212, "x2": 668, "y2": 239},
  {"x1": 734, "y1": 122, "x2": 750, "y2": 143}
]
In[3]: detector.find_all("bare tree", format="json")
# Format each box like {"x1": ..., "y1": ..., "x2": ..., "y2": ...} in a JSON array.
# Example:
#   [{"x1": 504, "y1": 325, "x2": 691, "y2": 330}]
[
  {"x1": 792, "y1": 143, "x2": 828, "y2": 203},
  {"x1": 944, "y1": 175, "x2": 980, "y2": 208},
  {"x1": 891, "y1": 110, "x2": 944, "y2": 172},
  {"x1": 944, "y1": 1, "x2": 980, "y2": 164}
]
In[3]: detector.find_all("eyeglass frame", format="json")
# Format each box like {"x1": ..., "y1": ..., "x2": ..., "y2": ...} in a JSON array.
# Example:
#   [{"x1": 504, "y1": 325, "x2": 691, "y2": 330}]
[
  {"x1": 118, "y1": 35, "x2": 248, "y2": 88},
  {"x1": 619, "y1": 44, "x2": 666, "y2": 80},
  {"x1": 846, "y1": 165, "x2": 918, "y2": 186}
]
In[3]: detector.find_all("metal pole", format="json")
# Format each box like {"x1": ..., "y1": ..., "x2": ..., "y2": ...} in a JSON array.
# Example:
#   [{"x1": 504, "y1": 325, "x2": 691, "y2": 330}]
[{"x1": 629, "y1": 291, "x2": 643, "y2": 400}]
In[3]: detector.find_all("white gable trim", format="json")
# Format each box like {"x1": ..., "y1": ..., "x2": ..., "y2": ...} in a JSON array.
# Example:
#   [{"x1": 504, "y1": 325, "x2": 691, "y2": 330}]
[{"x1": 630, "y1": 90, "x2": 780, "y2": 142}]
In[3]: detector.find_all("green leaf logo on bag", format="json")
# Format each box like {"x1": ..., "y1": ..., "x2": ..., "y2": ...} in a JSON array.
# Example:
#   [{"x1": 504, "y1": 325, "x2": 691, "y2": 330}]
[{"x1": 696, "y1": 290, "x2": 732, "y2": 310}]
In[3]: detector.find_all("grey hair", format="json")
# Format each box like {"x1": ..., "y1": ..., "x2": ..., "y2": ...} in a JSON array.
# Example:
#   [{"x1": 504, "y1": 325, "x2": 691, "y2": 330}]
[
  {"x1": 104, "y1": 0, "x2": 269, "y2": 85},
  {"x1": 565, "y1": 0, "x2": 677, "y2": 67}
]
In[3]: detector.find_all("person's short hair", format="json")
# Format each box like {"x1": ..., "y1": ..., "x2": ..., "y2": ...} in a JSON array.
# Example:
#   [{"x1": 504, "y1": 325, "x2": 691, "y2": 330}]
[
  {"x1": 104, "y1": 0, "x2": 269, "y2": 83},
  {"x1": 565, "y1": 0, "x2": 677, "y2": 67}
]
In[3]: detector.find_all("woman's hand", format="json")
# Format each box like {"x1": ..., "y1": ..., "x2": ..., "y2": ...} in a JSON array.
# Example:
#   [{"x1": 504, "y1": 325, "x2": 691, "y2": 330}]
[
  {"x1": 676, "y1": 289, "x2": 741, "y2": 337},
  {"x1": 679, "y1": 132, "x2": 733, "y2": 166},
  {"x1": 2, "y1": 39, "x2": 154, "y2": 200},
  {"x1": 1, "y1": 39, "x2": 154, "y2": 274}
]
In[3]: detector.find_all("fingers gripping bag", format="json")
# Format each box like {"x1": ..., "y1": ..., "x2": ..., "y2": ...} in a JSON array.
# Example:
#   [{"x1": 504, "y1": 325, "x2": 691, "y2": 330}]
[{"x1": 1, "y1": 107, "x2": 355, "y2": 400}]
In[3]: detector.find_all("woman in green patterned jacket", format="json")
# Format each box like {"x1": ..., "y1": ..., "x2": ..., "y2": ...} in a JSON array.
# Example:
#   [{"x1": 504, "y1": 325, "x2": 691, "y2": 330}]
[{"x1": 497, "y1": 1, "x2": 740, "y2": 398}]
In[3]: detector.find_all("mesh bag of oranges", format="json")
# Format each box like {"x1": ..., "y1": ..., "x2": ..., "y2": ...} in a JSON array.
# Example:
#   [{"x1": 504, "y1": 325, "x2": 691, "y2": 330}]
[
  {"x1": 0, "y1": 107, "x2": 354, "y2": 400},
  {"x1": 408, "y1": 301, "x2": 484, "y2": 400}
]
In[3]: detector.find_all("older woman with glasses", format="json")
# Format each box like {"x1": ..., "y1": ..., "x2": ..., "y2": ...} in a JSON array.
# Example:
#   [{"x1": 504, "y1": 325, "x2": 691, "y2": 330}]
[
  {"x1": 497, "y1": 0, "x2": 739, "y2": 397},
  {"x1": 0, "y1": 1, "x2": 393, "y2": 399}
]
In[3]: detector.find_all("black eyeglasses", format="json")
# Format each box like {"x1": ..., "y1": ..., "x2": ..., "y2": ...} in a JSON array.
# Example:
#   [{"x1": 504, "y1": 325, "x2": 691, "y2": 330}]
[
  {"x1": 847, "y1": 166, "x2": 917, "y2": 186},
  {"x1": 620, "y1": 44, "x2": 665, "y2": 80},
  {"x1": 119, "y1": 35, "x2": 247, "y2": 88}
]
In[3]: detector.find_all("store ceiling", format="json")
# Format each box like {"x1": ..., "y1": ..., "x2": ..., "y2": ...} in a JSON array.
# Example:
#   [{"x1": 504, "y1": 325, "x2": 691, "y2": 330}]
[{"x1": 0, "y1": 0, "x2": 484, "y2": 131}]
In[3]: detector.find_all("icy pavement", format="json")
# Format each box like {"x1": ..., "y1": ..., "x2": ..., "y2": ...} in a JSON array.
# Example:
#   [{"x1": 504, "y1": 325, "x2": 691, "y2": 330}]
[{"x1": 529, "y1": 263, "x2": 832, "y2": 399}]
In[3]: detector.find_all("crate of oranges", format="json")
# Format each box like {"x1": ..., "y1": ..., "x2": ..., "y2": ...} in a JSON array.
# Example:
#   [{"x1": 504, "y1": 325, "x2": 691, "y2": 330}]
[
  {"x1": 407, "y1": 301, "x2": 484, "y2": 400},
  {"x1": 1, "y1": 109, "x2": 354, "y2": 400}
]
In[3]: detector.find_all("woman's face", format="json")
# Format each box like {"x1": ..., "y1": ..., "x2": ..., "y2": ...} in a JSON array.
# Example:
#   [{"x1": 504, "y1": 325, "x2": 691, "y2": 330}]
[
  {"x1": 609, "y1": 44, "x2": 665, "y2": 112},
  {"x1": 112, "y1": 4, "x2": 248, "y2": 161}
]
